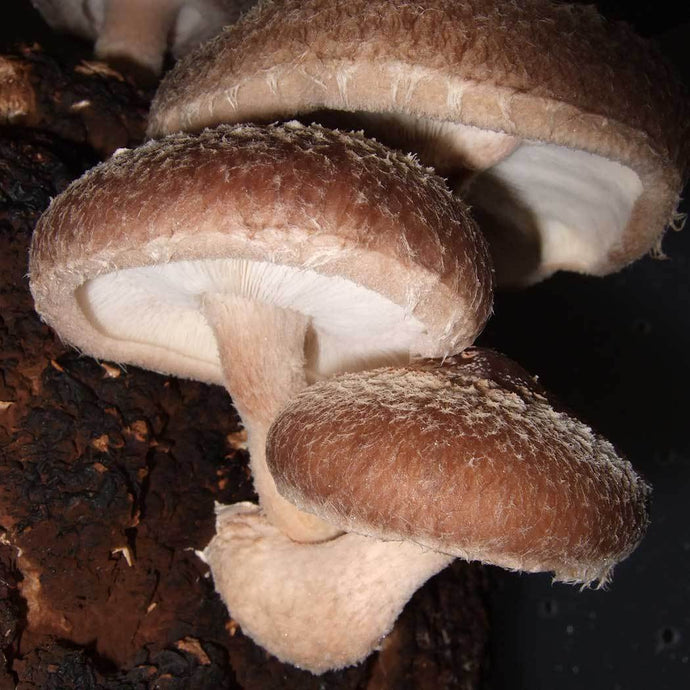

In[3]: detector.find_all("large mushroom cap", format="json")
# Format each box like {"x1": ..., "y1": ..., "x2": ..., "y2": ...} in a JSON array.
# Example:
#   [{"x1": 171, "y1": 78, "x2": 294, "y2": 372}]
[
  {"x1": 147, "y1": 0, "x2": 689, "y2": 285},
  {"x1": 267, "y1": 348, "x2": 650, "y2": 585},
  {"x1": 29, "y1": 122, "x2": 492, "y2": 385}
]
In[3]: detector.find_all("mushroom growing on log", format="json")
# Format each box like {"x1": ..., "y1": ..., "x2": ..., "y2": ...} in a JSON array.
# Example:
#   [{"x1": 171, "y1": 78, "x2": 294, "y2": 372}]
[
  {"x1": 201, "y1": 347, "x2": 650, "y2": 671},
  {"x1": 29, "y1": 121, "x2": 496, "y2": 673},
  {"x1": 29, "y1": 122, "x2": 493, "y2": 544}
]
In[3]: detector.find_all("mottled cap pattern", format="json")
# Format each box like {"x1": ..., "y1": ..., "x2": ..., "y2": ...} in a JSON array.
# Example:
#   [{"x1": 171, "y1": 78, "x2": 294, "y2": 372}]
[
  {"x1": 267, "y1": 348, "x2": 650, "y2": 585},
  {"x1": 147, "y1": 0, "x2": 689, "y2": 282},
  {"x1": 30, "y1": 122, "x2": 493, "y2": 383}
]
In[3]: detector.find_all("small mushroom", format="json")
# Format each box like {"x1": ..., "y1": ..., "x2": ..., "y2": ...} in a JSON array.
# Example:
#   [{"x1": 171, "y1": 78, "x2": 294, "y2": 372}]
[
  {"x1": 147, "y1": 0, "x2": 689, "y2": 285},
  {"x1": 29, "y1": 122, "x2": 493, "y2": 542},
  {"x1": 200, "y1": 346, "x2": 649, "y2": 671},
  {"x1": 266, "y1": 348, "x2": 650, "y2": 586},
  {"x1": 31, "y1": 0, "x2": 256, "y2": 85}
]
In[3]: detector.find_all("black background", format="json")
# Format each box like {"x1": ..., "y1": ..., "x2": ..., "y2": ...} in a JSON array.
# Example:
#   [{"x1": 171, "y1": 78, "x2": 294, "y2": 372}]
[
  {"x1": 478, "y1": 4, "x2": 690, "y2": 688},
  {"x1": 5, "y1": 2, "x2": 690, "y2": 689}
]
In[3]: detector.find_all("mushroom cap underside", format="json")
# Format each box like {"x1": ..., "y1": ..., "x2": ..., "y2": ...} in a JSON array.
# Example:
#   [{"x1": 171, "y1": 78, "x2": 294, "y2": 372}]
[
  {"x1": 30, "y1": 122, "x2": 493, "y2": 384},
  {"x1": 267, "y1": 348, "x2": 651, "y2": 585}
]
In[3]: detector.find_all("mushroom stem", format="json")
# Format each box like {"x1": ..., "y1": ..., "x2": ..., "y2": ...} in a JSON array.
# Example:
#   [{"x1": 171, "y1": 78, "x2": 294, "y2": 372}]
[
  {"x1": 201, "y1": 293, "x2": 341, "y2": 543},
  {"x1": 94, "y1": 0, "x2": 182, "y2": 82},
  {"x1": 203, "y1": 502, "x2": 453, "y2": 674}
]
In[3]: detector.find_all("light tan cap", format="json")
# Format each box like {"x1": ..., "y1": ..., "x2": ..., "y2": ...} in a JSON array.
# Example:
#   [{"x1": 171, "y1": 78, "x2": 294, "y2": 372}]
[
  {"x1": 267, "y1": 347, "x2": 651, "y2": 585},
  {"x1": 147, "y1": 0, "x2": 689, "y2": 285},
  {"x1": 30, "y1": 122, "x2": 493, "y2": 385}
]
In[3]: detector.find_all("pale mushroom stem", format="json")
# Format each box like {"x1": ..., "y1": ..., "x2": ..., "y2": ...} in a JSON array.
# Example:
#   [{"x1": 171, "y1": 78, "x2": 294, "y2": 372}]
[
  {"x1": 204, "y1": 502, "x2": 454, "y2": 674},
  {"x1": 201, "y1": 293, "x2": 341, "y2": 543},
  {"x1": 94, "y1": 0, "x2": 182, "y2": 80}
]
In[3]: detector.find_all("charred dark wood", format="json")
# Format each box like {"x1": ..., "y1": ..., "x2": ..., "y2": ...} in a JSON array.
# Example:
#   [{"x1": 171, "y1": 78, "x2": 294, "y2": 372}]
[{"x1": 0, "y1": 42, "x2": 148, "y2": 158}]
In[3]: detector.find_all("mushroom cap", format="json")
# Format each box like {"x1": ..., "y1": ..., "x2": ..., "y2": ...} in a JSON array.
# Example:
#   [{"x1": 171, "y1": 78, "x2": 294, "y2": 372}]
[
  {"x1": 29, "y1": 122, "x2": 493, "y2": 385},
  {"x1": 147, "y1": 0, "x2": 689, "y2": 285},
  {"x1": 266, "y1": 348, "x2": 651, "y2": 585}
]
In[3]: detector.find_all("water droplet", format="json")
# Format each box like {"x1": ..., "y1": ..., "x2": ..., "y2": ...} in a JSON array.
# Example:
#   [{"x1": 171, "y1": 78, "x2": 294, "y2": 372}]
[{"x1": 656, "y1": 626, "x2": 681, "y2": 652}]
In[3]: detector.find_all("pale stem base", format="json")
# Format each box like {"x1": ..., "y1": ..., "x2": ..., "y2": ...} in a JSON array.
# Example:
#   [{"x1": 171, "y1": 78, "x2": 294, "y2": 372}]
[{"x1": 202, "y1": 293, "x2": 341, "y2": 542}]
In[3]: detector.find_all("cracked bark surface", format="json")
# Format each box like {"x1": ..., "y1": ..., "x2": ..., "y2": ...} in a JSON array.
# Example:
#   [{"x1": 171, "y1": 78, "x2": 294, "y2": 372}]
[
  {"x1": 0, "y1": 40, "x2": 148, "y2": 157},
  {"x1": 0, "y1": 19, "x2": 490, "y2": 690}
]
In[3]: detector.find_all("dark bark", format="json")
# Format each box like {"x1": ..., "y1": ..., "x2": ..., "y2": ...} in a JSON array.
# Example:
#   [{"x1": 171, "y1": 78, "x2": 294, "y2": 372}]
[{"x1": 0, "y1": 42, "x2": 148, "y2": 158}]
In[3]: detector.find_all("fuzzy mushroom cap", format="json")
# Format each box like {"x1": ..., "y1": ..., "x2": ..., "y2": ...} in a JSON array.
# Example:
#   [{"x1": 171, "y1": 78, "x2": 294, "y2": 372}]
[
  {"x1": 147, "y1": 0, "x2": 689, "y2": 285},
  {"x1": 29, "y1": 122, "x2": 492, "y2": 384},
  {"x1": 267, "y1": 348, "x2": 651, "y2": 585}
]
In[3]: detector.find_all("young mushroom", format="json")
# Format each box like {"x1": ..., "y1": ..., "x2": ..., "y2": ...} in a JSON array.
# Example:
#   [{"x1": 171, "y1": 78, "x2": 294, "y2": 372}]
[
  {"x1": 147, "y1": 0, "x2": 689, "y2": 285},
  {"x1": 199, "y1": 346, "x2": 650, "y2": 671},
  {"x1": 29, "y1": 121, "x2": 493, "y2": 544},
  {"x1": 266, "y1": 347, "x2": 651, "y2": 585}
]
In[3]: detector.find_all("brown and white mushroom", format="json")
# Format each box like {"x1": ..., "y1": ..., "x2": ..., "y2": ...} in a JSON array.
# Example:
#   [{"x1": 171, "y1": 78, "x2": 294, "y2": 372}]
[
  {"x1": 147, "y1": 0, "x2": 690, "y2": 285},
  {"x1": 199, "y1": 346, "x2": 649, "y2": 671},
  {"x1": 266, "y1": 347, "x2": 650, "y2": 586},
  {"x1": 29, "y1": 121, "x2": 493, "y2": 543}
]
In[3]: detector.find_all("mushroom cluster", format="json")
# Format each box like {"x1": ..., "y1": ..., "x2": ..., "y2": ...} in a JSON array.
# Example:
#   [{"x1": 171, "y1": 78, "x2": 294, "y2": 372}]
[
  {"x1": 30, "y1": 121, "x2": 495, "y2": 671},
  {"x1": 30, "y1": 121, "x2": 650, "y2": 673},
  {"x1": 28, "y1": 0, "x2": 687, "y2": 677},
  {"x1": 30, "y1": 122, "x2": 492, "y2": 544}
]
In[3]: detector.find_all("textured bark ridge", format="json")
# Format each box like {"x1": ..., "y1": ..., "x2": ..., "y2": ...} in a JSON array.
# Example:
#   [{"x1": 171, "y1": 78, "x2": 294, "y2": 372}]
[
  {"x1": 0, "y1": 40, "x2": 490, "y2": 690},
  {"x1": 0, "y1": 43, "x2": 149, "y2": 157}
]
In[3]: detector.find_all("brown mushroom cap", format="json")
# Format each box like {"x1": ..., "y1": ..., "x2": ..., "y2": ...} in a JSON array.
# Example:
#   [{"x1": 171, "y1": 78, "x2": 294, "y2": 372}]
[
  {"x1": 147, "y1": 0, "x2": 689, "y2": 285},
  {"x1": 29, "y1": 122, "x2": 493, "y2": 542},
  {"x1": 267, "y1": 348, "x2": 650, "y2": 585},
  {"x1": 29, "y1": 122, "x2": 492, "y2": 386}
]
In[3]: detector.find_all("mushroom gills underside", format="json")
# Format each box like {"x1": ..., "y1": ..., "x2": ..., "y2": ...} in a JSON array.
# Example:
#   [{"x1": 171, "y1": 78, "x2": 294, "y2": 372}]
[
  {"x1": 299, "y1": 110, "x2": 643, "y2": 282},
  {"x1": 467, "y1": 141, "x2": 643, "y2": 283},
  {"x1": 77, "y1": 258, "x2": 427, "y2": 382}
]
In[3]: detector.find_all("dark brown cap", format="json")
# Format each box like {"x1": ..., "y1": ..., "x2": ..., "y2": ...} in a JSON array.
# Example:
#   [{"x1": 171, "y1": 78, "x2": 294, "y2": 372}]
[
  {"x1": 267, "y1": 347, "x2": 651, "y2": 585},
  {"x1": 30, "y1": 122, "x2": 493, "y2": 385}
]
